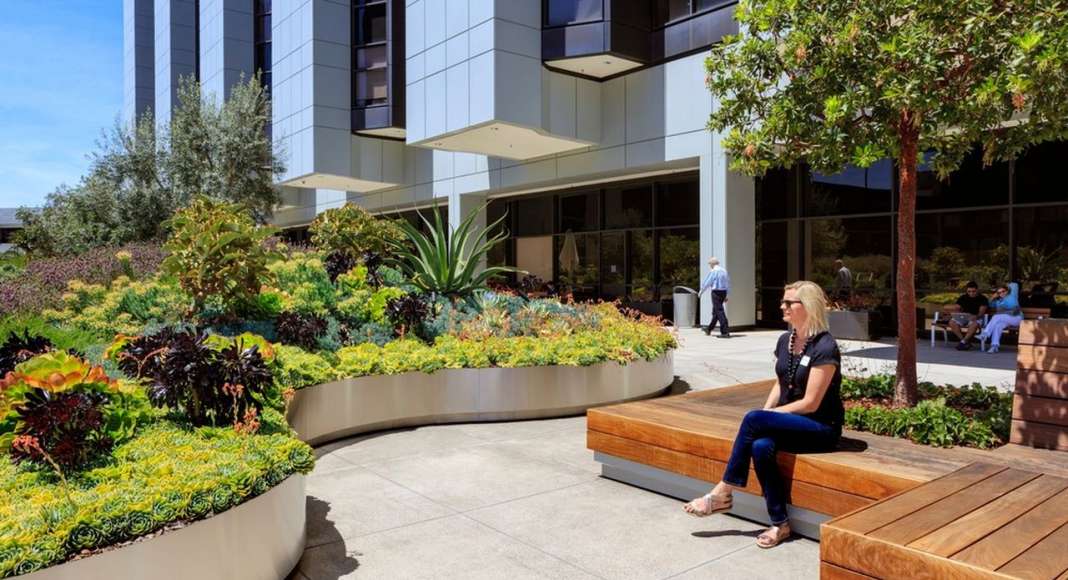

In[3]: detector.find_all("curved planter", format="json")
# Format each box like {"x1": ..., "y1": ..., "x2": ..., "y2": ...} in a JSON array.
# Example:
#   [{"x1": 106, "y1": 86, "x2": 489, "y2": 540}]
[
  {"x1": 19, "y1": 475, "x2": 306, "y2": 580},
  {"x1": 289, "y1": 352, "x2": 674, "y2": 446}
]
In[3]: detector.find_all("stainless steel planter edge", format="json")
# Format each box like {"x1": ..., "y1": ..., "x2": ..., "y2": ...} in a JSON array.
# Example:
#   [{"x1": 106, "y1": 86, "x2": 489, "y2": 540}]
[
  {"x1": 289, "y1": 352, "x2": 675, "y2": 446},
  {"x1": 19, "y1": 474, "x2": 307, "y2": 580}
]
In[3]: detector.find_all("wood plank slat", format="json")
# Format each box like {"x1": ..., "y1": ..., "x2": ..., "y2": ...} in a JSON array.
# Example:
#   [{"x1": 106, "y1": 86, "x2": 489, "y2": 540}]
[
  {"x1": 868, "y1": 468, "x2": 1041, "y2": 546},
  {"x1": 1010, "y1": 420, "x2": 1068, "y2": 451},
  {"x1": 588, "y1": 430, "x2": 872, "y2": 516},
  {"x1": 821, "y1": 526, "x2": 1013, "y2": 580},
  {"x1": 829, "y1": 463, "x2": 1007, "y2": 535},
  {"x1": 909, "y1": 474, "x2": 1068, "y2": 558},
  {"x1": 1013, "y1": 394, "x2": 1068, "y2": 428},
  {"x1": 997, "y1": 522, "x2": 1068, "y2": 580},
  {"x1": 951, "y1": 487, "x2": 1068, "y2": 570},
  {"x1": 820, "y1": 561, "x2": 877, "y2": 580},
  {"x1": 1018, "y1": 320, "x2": 1068, "y2": 347},
  {"x1": 1015, "y1": 370, "x2": 1068, "y2": 400},
  {"x1": 1018, "y1": 345, "x2": 1068, "y2": 374},
  {"x1": 589, "y1": 406, "x2": 931, "y2": 499}
]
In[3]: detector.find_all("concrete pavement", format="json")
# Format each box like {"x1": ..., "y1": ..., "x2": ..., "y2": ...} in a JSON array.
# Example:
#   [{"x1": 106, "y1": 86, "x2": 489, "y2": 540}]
[{"x1": 289, "y1": 328, "x2": 1015, "y2": 579}]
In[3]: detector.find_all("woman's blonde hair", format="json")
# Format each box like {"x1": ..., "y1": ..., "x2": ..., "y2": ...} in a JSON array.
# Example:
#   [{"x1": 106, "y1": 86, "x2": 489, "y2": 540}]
[{"x1": 784, "y1": 281, "x2": 829, "y2": 337}]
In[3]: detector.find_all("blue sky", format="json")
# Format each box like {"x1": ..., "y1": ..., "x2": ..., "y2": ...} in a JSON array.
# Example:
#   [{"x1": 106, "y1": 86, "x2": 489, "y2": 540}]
[{"x1": 0, "y1": 1, "x2": 122, "y2": 208}]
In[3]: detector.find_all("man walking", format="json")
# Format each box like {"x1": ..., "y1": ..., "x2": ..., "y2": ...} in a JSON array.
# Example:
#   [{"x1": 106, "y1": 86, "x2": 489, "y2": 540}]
[
  {"x1": 832, "y1": 259, "x2": 852, "y2": 303},
  {"x1": 700, "y1": 257, "x2": 731, "y2": 338}
]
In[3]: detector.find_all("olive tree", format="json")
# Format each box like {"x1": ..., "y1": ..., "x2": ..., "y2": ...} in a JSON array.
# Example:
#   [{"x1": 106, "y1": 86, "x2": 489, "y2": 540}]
[{"x1": 706, "y1": 0, "x2": 1068, "y2": 405}]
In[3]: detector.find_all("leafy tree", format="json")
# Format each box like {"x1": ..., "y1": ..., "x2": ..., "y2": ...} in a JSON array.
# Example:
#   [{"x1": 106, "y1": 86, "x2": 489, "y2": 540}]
[
  {"x1": 166, "y1": 75, "x2": 283, "y2": 222},
  {"x1": 706, "y1": 0, "x2": 1068, "y2": 405},
  {"x1": 15, "y1": 75, "x2": 283, "y2": 256}
]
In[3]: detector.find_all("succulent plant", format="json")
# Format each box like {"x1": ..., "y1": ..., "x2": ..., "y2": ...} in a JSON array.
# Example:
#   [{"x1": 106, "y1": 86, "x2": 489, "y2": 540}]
[
  {"x1": 275, "y1": 312, "x2": 328, "y2": 351},
  {"x1": 385, "y1": 294, "x2": 430, "y2": 339},
  {"x1": 0, "y1": 332, "x2": 55, "y2": 375}
]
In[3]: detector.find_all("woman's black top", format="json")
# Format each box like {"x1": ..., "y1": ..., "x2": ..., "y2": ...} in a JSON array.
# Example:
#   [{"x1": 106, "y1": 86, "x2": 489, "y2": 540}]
[{"x1": 773, "y1": 330, "x2": 845, "y2": 429}]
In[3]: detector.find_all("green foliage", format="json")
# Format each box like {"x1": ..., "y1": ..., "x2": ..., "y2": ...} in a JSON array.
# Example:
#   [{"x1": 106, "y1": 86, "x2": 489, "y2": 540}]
[
  {"x1": 845, "y1": 399, "x2": 999, "y2": 449},
  {"x1": 0, "y1": 421, "x2": 313, "y2": 578},
  {"x1": 388, "y1": 206, "x2": 515, "y2": 298},
  {"x1": 267, "y1": 253, "x2": 336, "y2": 315},
  {"x1": 162, "y1": 198, "x2": 279, "y2": 315},
  {"x1": 0, "y1": 317, "x2": 101, "y2": 356},
  {"x1": 16, "y1": 75, "x2": 283, "y2": 257},
  {"x1": 842, "y1": 374, "x2": 1011, "y2": 448},
  {"x1": 0, "y1": 352, "x2": 152, "y2": 468},
  {"x1": 272, "y1": 345, "x2": 338, "y2": 390},
  {"x1": 38, "y1": 277, "x2": 189, "y2": 339},
  {"x1": 309, "y1": 203, "x2": 406, "y2": 261},
  {"x1": 289, "y1": 304, "x2": 676, "y2": 386},
  {"x1": 707, "y1": 1, "x2": 1068, "y2": 178}
]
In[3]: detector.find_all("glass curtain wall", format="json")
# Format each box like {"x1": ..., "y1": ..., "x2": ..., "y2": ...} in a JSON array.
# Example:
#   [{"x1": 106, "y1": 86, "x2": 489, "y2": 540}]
[
  {"x1": 756, "y1": 140, "x2": 1068, "y2": 331},
  {"x1": 488, "y1": 174, "x2": 700, "y2": 319}
]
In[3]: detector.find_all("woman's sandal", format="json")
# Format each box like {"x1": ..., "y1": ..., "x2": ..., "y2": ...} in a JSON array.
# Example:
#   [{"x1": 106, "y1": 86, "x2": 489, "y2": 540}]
[
  {"x1": 682, "y1": 492, "x2": 732, "y2": 517},
  {"x1": 756, "y1": 523, "x2": 791, "y2": 549}
]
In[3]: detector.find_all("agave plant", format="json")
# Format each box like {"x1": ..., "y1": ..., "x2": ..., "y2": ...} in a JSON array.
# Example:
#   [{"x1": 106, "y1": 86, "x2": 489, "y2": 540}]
[{"x1": 387, "y1": 205, "x2": 516, "y2": 299}]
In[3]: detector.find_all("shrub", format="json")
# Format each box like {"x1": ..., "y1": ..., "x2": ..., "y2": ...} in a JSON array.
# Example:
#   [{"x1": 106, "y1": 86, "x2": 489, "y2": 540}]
[
  {"x1": 842, "y1": 374, "x2": 1012, "y2": 448},
  {"x1": 108, "y1": 329, "x2": 273, "y2": 426},
  {"x1": 272, "y1": 345, "x2": 337, "y2": 390},
  {"x1": 267, "y1": 253, "x2": 335, "y2": 315},
  {"x1": 38, "y1": 277, "x2": 189, "y2": 339},
  {"x1": 0, "y1": 352, "x2": 151, "y2": 469},
  {"x1": 0, "y1": 421, "x2": 314, "y2": 578},
  {"x1": 386, "y1": 293, "x2": 430, "y2": 339},
  {"x1": 388, "y1": 205, "x2": 515, "y2": 298},
  {"x1": 0, "y1": 243, "x2": 166, "y2": 316},
  {"x1": 0, "y1": 331, "x2": 56, "y2": 375},
  {"x1": 162, "y1": 198, "x2": 279, "y2": 315},
  {"x1": 309, "y1": 203, "x2": 406, "y2": 265},
  {"x1": 275, "y1": 312, "x2": 328, "y2": 351},
  {"x1": 0, "y1": 318, "x2": 101, "y2": 360}
]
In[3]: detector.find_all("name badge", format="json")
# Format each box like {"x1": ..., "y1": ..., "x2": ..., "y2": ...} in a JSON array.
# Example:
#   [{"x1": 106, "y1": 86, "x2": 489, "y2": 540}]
[{"x1": 800, "y1": 355, "x2": 811, "y2": 367}]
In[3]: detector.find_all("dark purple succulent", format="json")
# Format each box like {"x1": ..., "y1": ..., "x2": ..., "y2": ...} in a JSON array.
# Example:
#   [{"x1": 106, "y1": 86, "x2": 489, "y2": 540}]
[
  {"x1": 385, "y1": 294, "x2": 430, "y2": 339},
  {"x1": 0, "y1": 332, "x2": 55, "y2": 375},
  {"x1": 274, "y1": 312, "x2": 328, "y2": 350},
  {"x1": 11, "y1": 390, "x2": 112, "y2": 470}
]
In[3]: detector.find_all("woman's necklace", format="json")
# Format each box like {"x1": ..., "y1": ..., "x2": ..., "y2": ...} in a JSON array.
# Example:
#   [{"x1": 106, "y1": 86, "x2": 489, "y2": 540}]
[{"x1": 787, "y1": 329, "x2": 813, "y2": 388}]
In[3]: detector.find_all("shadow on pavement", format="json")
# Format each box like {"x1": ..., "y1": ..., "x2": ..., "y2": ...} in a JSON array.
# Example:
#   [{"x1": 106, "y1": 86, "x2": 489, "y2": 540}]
[{"x1": 298, "y1": 497, "x2": 360, "y2": 579}]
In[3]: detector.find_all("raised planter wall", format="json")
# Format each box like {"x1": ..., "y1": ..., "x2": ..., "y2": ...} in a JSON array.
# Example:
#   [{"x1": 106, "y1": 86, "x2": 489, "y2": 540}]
[
  {"x1": 828, "y1": 310, "x2": 872, "y2": 341},
  {"x1": 20, "y1": 475, "x2": 306, "y2": 580},
  {"x1": 288, "y1": 353, "x2": 675, "y2": 446}
]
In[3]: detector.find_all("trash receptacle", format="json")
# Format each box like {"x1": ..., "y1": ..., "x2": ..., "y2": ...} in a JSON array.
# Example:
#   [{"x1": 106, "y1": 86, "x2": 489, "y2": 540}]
[{"x1": 672, "y1": 286, "x2": 698, "y2": 328}]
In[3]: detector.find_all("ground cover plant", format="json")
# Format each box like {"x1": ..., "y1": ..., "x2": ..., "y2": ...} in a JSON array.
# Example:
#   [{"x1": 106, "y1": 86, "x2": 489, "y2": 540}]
[
  {"x1": 0, "y1": 199, "x2": 676, "y2": 576},
  {"x1": 842, "y1": 374, "x2": 1011, "y2": 449}
]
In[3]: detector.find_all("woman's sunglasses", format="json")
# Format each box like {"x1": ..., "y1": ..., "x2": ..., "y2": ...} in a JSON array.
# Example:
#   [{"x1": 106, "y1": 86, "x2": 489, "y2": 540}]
[{"x1": 780, "y1": 299, "x2": 803, "y2": 306}]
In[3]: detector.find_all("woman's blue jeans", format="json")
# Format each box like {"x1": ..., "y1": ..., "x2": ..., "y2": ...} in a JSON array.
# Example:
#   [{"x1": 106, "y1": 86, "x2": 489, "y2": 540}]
[{"x1": 721, "y1": 410, "x2": 840, "y2": 525}]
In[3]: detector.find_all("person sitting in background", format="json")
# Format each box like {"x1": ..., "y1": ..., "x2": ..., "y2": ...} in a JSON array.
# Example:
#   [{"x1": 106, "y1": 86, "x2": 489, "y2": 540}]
[
  {"x1": 978, "y1": 282, "x2": 1022, "y2": 354},
  {"x1": 949, "y1": 281, "x2": 988, "y2": 351}
]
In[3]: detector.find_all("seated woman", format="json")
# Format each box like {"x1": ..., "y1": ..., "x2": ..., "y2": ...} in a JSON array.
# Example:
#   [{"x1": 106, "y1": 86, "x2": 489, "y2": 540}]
[
  {"x1": 979, "y1": 282, "x2": 1022, "y2": 354},
  {"x1": 682, "y1": 280, "x2": 844, "y2": 548}
]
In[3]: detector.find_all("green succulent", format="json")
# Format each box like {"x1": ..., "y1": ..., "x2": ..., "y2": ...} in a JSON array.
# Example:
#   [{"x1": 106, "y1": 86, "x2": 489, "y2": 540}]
[{"x1": 387, "y1": 205, "x2": 515, "y2": 299}]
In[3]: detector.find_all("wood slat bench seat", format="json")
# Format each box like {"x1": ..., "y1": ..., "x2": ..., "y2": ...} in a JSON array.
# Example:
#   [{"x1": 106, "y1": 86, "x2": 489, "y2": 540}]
[
  {"x1": 588, "y1": 380, "x2": 1068, "y2": 539},
  {"x1": 821, "y1": 462, "x2": 1068, "y2": 579}
]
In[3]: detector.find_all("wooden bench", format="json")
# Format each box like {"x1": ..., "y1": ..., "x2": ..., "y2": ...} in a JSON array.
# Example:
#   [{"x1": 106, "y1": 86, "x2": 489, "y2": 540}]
[
  {"x1": 587, "y1": 380, "x2": 1068, "y2": 539},
  {"x1": 821, "y1": 462, "x2": 1068, "y2": 579}
]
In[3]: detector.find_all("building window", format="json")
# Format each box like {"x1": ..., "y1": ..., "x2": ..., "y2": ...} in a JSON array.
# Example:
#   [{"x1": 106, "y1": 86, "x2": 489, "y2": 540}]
[
  {"x1": 254, "y1": 0, "x2": 272, "y2": 92},
  {"x1": 354, "y1": 1, "x2": 389, "y2": 109},
  {"x1": 544, "y1": 0, "x2": 603, "y2": 27},
  {"x1": 656, "y1": 0, "x2": 732, "y2": 25}
]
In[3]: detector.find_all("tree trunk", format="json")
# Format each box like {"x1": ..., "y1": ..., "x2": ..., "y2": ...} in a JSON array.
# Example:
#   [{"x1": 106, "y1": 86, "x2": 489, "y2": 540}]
[{"x1": 895, "y1": 111, "x2": 920, "y2": 407}]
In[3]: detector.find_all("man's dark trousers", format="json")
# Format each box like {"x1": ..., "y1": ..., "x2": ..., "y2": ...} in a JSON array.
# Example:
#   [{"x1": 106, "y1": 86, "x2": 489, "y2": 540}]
[{"x1": 706, "y1": 289, "x2": 730, "y2": 336}]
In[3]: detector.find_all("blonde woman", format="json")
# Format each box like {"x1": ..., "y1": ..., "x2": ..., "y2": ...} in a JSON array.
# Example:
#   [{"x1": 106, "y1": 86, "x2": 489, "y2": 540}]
[{"x1": 682, "y1": 281, "x2": 844, "y2": 548}]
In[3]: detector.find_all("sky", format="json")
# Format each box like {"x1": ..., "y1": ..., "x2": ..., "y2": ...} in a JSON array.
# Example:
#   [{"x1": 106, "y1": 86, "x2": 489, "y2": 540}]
[{"x1": 0, "y1": 1, "x2": 122, "y2": 209}]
